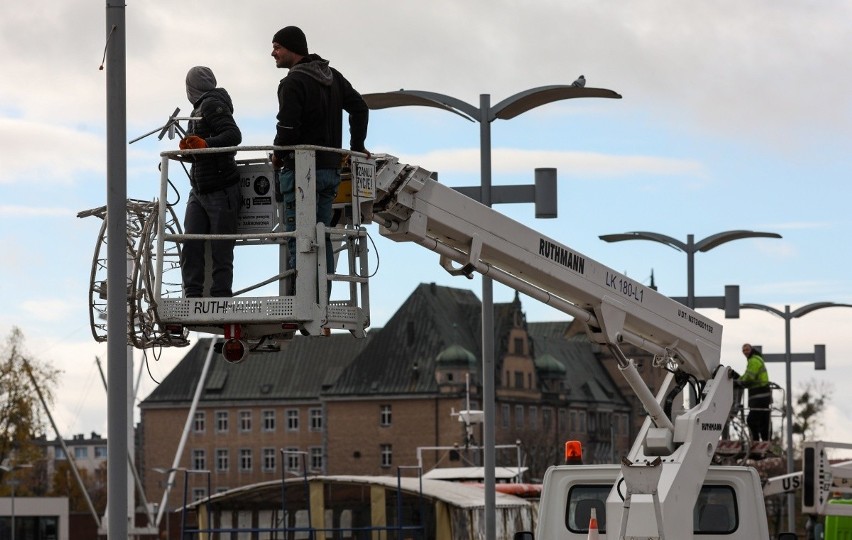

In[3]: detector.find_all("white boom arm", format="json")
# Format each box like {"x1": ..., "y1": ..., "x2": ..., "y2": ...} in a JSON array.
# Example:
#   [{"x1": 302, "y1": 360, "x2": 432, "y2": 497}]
[
  {"x1": 366, "y1": 154, "x2": 734, "y2": 539},
  {"x1": 369, "y1": 154, "x2": 722, "y2": 378}
]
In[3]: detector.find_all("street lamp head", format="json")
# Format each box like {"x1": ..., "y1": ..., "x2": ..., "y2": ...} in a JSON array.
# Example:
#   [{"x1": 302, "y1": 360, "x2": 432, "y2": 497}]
[
  {"x1": 492, "y1": 85, "x2": 621, "y2": 120},
  {"x1": 362, "y1": 90, "x2": 477, "y2": 122},
  {"x1": 791, "y1": 302, "x2": 852, "y2": 319},
  {"x1": 695, "y1": 230, "x2": 782, "y2": 252},
  {"x1": 740, "y1": 302, "x2": 785, "y2": 318},
  {"x1": 599, "y1": 231, "x2": 686, "y2": 252}
]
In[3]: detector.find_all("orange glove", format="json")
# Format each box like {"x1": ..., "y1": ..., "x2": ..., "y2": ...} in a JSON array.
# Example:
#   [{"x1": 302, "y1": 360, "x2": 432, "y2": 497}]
[{"x1": 179, "y1": 135, "x2": 208, "y2": 150}]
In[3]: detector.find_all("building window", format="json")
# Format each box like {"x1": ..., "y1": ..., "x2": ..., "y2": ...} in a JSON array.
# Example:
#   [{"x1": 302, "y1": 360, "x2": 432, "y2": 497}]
[
  {"x1": 622, "y1": 414, "x2": 630, "y2": 436},
  {"x1": 284, "y1": 447, "x2": 300, "y2": 472},
  {"x1": 515, "y1": 405, "x2": 524, "y2": 429},
  {"x1": 262, "y1": 410, "x2": 275, "y2": 432},
  {"x1": 55, "y1": 447, "x2": 66, "y2": 460},
  {"x1": 380, "y1": 444, "x2": 392, "y2": 468},
  {"x1": 192, "y1": 488, "x2": 207, "y2": 502},
  {"x1": 570, "y1": 410, "x2": 577, "y2": 432},
  {"x1": 310, "y1": 447, "x2": 323, "y2": 472},
  {"x1": 513, "y1": 337, "x2": 524, "y2": 355},
  {"x1": 239, "y1": 410, "x2": 252, "y2": 432},
  {"x1": 94, "y1": 446, "x2": 108, "y2": 459},
  {"x1": 558, "y1": 408, "x2": 567, "y2": 432},
  {"x1": 514, "y1": 371, "x2": 524, "y2": 389},
  {"x1": 309, "y1": 408, "x2": 323, "y2": 431},
  {"x1": 240, "y1": 448, "x2": 252, "y2": 471},
  {"x1": 263, "y1": 448, "x2": 276, "y2": 472},
  {"x1": 542, "y1": 407, "x2": 553, "y2": 429},
  {"x1": 380, "y1": 405, "x2": 392, "y2": 427},
  {"x1": 74, "y1": 447, "x2": 88, "y2": 459},
  {"x1": 579, "y1": 411, "x2": 587, "y2": 433},
  {"x1": 192, "y1": 449, "x2": 206, "y2": 470},
  {"x1": 501, "y1": 404, "x2": 510, "y2": 429},
  {"x1": 216, "y1": 411, "x2": 229, "y2": 432},
  {"x1": 529, "y1": 406, "x2": 538, "y2": 429},
  {"x1": 193, "y1": 411, "x2": 206, "y2": 433},
  {"x1": 286, "y1": 409, "x2": 299, "y2": 431},
  {"x1": 216, "y1": 449, "x2": 229, "y2": 472}
]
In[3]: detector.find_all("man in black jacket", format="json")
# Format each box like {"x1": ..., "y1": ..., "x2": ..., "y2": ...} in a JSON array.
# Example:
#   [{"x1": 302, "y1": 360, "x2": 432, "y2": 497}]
[
  {"x1": 180, "y1": 66, "x2": 242, "y2": 297},
  {"x1": 270, "y1": 26, "x2": 369, "y2": 296}
]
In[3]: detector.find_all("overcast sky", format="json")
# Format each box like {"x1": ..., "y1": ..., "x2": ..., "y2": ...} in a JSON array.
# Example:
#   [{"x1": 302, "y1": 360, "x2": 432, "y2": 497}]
[{"x1": 1, "y1": 0, "x2": 851, "y2": 455}]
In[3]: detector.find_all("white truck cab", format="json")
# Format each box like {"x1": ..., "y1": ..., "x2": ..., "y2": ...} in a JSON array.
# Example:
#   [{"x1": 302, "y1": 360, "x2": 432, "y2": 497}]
[{"x1": 515, "y1": 464, "x2": 796, "y2": 540}]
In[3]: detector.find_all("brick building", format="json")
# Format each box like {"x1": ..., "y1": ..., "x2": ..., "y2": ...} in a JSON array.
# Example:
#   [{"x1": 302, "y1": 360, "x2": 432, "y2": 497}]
[{"x1": 139, "y1": 283, "x2": 633, "y2": 509}]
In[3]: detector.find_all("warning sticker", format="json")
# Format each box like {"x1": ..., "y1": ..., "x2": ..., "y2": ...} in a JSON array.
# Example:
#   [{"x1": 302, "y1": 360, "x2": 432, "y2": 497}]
[{"x1": 238, "y1": 168, "x2": 276, "y2": 233}]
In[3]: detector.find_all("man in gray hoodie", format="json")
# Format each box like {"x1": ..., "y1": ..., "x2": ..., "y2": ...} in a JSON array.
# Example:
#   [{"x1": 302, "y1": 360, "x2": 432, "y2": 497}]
[{"x1": 180, "y1": 66, "x2": 242, "y2": 298}]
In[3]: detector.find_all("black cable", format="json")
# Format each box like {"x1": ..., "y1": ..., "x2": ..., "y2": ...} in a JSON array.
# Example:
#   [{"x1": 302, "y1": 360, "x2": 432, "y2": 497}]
[
  {"x1": 363, "y1": 231, "x2": 381, "y2": 279},
  {"x1": 141, "y1": 348, "x2": 161, "y2": 385}
]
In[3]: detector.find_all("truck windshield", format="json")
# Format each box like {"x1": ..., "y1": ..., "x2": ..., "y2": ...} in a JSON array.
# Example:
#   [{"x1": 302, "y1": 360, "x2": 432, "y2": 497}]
[{"x1": 565, "y1": 484, "x2": 738, "y2": 534}]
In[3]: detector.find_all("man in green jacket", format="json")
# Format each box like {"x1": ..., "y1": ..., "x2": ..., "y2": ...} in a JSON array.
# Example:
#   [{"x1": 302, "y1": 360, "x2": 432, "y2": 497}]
[{"x1": 739, "y1": 343, "x2": 772, "y2": 441}]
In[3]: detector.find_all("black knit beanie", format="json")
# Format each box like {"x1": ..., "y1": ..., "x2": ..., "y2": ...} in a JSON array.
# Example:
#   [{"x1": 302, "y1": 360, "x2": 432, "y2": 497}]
[{"x1": 273, "y1": 26, "x2": 308, "y2": 56}]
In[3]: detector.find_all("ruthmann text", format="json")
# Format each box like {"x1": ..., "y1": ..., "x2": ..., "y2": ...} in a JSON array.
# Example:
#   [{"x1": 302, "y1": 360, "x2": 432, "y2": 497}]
[{"x1": 539, "y1": 239, "x2": 585, "y2": 274}]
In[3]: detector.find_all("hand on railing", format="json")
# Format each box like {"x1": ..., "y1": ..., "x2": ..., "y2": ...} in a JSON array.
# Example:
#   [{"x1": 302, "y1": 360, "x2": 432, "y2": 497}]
[{"x1": 179, "y1": 135, "x2": 208, "y2": 150}]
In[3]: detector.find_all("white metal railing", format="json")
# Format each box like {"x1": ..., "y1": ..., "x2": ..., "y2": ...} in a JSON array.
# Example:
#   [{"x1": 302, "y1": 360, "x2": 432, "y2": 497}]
[{"x1": 147, "y1": 145, "x2": 372, "y2": 341}]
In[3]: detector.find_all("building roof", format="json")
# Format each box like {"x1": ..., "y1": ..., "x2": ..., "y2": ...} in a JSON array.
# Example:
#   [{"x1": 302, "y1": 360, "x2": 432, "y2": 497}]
[
  {"x1": 185, "y1": 475, "x2": 532, "y2": 511},
  {"x1": 325, "y1": 283, "x2": 482, "y2": 396},
  {"x1": 141, "y1": 283, "x2": 627, "y2": 409},
  {"x1": 422, "y1": 466, "x2": 528, "y2": 482},
  {"x1": 534, "y1": 353, "x2": 566, "y2": 373},
  {"x1": 528, "y1": 324, "x2": 628, "y2": 408},
  {"x1": 140, "y1": 332, "x2": 372, "y2": 406},
  {"x1": 527, "y1": 321, "x2": 569, "y2": 339}
]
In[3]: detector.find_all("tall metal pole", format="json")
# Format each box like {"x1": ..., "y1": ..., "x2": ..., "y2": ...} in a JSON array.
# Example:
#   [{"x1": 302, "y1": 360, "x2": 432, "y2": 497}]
[
  {"x1": 10, "y1": 478, "x2": 16, "y2": 540},
  {"x1": 478, "y1": 94, "x2": 496, "y2": 540},
  {"x1": 783, "y1": 307, "x2": 794, "y2": 532},
  {"x1": 106, "y1": 0, "x2": 129, "y2": 538},
  {"x1": 686, "y1": 234, "x2": 695, "y2": 309},
  {"x1": 741, "y1": 301, "x2": 852, "y2": 534}
]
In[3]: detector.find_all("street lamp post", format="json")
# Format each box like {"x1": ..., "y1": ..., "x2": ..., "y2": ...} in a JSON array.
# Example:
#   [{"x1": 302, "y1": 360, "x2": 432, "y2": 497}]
[
  {"x1": 1, "y1": 462, "x2": 32, "y2": 540},
  {"x1": 365, "y1": 85, "x2": 621, "y2": 539},
  {"x1": 741, "y1": 301, "x2": 852, "y2": 532},
  {"x1": 599, "y1": 230, "x2": 782, "y2": 312},
  {"x1": 599, "y1": 230, "x2": 781, "y2": 409}
]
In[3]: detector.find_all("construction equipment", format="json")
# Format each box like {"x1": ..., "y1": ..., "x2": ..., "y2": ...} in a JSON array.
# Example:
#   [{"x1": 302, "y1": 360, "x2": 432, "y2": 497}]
[{"x1": 84, "y1": 145, "x2": 787, "y2": 538}]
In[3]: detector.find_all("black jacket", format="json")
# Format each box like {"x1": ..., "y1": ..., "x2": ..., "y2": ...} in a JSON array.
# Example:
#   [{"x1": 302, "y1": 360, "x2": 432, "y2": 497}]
[
  {"x1": 187, "y1": 88, "x2": 242, "y2": 193},
  {"x1": 274, "y1": 54, "x2": 368, "y2": 168}
]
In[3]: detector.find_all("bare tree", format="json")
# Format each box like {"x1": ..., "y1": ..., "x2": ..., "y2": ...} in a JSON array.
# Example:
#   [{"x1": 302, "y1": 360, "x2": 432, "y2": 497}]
[
  {"x1": 0, "y1": 327, "x2": 60, "y2": 472},
  {"x1": 792, "y1": 378, "x2": 833, "y2": 450}
]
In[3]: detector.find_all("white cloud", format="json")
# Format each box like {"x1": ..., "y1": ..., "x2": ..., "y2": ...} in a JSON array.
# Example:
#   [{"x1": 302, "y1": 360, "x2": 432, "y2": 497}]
[
  {"x1": 20, "y1": 299, "x2": 75, "y2": 322},
  {"x1": 0, "y1": 205, "x2": 75, "y2": 218},
  {"x1": 3, "y1": 0, "x2": 850, "y2": 150},
  {"x1": 0, "y1": 118, "x2": 104, "y2": 185},
  {"x1": 392, "y1": 148, "x2": 703, "y2": 176}
]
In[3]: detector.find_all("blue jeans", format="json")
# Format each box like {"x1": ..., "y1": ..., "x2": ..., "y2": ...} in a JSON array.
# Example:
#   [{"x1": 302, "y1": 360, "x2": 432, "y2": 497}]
[
  {"x1": 181, "y1": 184, "x2": 241, "y2": 297},
  {"x1": 278, "y1": 168, "x2": 341, "y2": 291}
]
